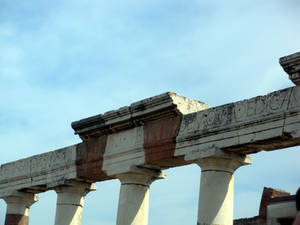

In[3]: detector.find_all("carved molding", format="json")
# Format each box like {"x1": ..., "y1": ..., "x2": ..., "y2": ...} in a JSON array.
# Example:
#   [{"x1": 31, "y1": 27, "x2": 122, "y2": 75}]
[
  {"x1": 280, "y1": 51, "x2": 300, "y2": 85},
  {"x1": 71, "y1": 92, "x2": 208, "y2": 140}
]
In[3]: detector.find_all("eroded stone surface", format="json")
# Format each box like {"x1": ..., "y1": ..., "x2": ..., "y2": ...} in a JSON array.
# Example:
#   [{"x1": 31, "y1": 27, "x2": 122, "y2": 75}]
[
  {"x1": 75, "y1": 136, "x2": 108, "y2": 181},
  {"x1": 103, "y1": 127, "x2": 145, "y2": 176},
  {"x1": 71, "y1": 92, "x2": 209, "y2": 140},
  {"x1": 280, "y1": 51, "x2": 300, "y2": 85},
  {"x1": 175, "y1": 86, "x2": 300, "y2": 156},
  {"x1": 143, "y1": 116, "x2": 182, "y2": 165},
  {"x1": 0, "y1": 145, "x2": 77, "y2": 195}
]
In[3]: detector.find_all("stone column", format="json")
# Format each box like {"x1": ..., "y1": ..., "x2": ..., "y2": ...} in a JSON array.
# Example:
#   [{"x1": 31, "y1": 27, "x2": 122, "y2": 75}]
[
  {"x1": 116, "y1": 168, "x2": 165, "y2": 225},
  {"x1": 54, "y1": 181, "x2": 96, "y2": 225},
  {"x1": 3, "y1": 191, "x2": 39, "y2": 225},
  {"x1": 185, "y1": 148, "x2": 252, "y2": 225}
]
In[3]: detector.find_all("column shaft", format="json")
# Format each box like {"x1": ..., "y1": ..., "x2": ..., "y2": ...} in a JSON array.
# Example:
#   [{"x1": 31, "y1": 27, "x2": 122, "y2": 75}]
[
  {"x1": 54, "y1": 182, "x2": 96, "y2": 225},
  {"x1": 198, "y1": 169, "x2": 234, "y2": 225},
  {"x1": 193, "y1": 150, "x2": 252, "y2": 225},
  {"x1": 3, "y1": 191, "x2": 39, "y2": 225},
  {"x1": 117, "y1": 183, "x2": 149, "y2": 225},
  {"x1": 116, "y1": 170, "x2": 165, "y2": 225}
]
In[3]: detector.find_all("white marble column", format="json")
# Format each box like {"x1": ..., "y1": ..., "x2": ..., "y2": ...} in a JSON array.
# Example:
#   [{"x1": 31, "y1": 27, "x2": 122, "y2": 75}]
[
  {"x1": 116, "y1": 168, "x2": 165, "y2": 225},
  {"x1": 185, "y1": 148, "x2": 252, "y2": 225},
  {"x1": 3, "y1": 191, "x2": 39, "y2": 225},
  {"x1": 54, "y1": 181, "x2": 96, "y2": 225},
  {"x1": 196, "y1": 150, "x2": 251, "y2": 225}
]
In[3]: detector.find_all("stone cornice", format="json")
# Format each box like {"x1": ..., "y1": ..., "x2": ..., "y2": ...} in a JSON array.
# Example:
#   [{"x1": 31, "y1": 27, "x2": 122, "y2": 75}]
[
  {"x1": 71, "y1": 92, "x2": 209, "y2": 140},
  {"x1": 280, "y1": 51, "x2": 300, "y2": 85}
]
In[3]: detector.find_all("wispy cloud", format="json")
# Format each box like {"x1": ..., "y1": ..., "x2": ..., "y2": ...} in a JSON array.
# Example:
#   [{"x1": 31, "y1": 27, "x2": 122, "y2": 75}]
[{"x1": 0, "y1": 0, "x2": 299, "y2": 224}]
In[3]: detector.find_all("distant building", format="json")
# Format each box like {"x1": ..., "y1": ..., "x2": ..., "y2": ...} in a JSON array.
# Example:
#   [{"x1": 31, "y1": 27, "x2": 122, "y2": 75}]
[{"x1": 234, "y1": 187, "x2": 297, "y2": 225}]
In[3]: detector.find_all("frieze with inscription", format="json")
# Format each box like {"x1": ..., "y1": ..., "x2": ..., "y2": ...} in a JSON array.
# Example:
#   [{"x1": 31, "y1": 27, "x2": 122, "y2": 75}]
[{"x1": 179, "y1": 87, "x2": 293, "y2": 136}]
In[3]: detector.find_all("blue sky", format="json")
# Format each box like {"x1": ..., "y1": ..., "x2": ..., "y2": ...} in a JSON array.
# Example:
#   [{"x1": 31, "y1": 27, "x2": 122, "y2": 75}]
[{"x1": 0, "y1": 0, "x2": 300, "y2": 224}]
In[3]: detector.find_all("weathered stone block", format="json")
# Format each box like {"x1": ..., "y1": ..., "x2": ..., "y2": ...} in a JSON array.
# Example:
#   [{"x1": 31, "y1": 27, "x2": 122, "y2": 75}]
[
  {"x1": 103, "y1": 127, "x2": 145, "y2": 176},
  {"x1": 175, "y1": 86, "x2": 300, "y2": 155},
  {"x1": 280, "y1": 51, "x2": 300, "y2": 85},
  {"x1": 0, "y1": 145, "x2": 77, "y2": 195}
]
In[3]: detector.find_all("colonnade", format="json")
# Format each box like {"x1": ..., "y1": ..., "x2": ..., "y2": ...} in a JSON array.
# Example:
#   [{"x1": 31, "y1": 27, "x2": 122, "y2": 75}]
[
  {"x1": 1, "y1": 150, "x2": 252, "y2": 225},
  {"x1": 1, "y1": 51, "x2": 299, "y2": 225}
]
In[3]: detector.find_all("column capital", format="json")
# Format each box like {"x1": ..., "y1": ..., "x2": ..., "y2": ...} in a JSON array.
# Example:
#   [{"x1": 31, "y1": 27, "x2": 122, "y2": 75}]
[
  {"x1": 185, "y1": 147, "x2": 252, "y2": 173},
  {"x1": 193, "y1": 148, "x2": 252, "y2": 225},
  {"x1": 116, "y1": 166, "x2": 164, "y2": 225},
  {"x1": 54, "y1": 181, "x2": 96, "y2": 225},
  {"x1": 2, "y1": 191, "x2": 39, "y2": 225},
  {"x1": 2, "y1": 191, "x2": 39, "y2": 208},
  {"x1": 117, "y1": 166, "x2": 165, "y2": 186},
  {"x1": 54, "y1": 181, "x2": 96, "y2": 196}
]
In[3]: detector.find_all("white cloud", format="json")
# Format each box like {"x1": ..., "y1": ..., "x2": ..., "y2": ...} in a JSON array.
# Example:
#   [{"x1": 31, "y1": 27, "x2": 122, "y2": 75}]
[{"x1": 0, "y1": 0, "x2": 299, "y2": 224}]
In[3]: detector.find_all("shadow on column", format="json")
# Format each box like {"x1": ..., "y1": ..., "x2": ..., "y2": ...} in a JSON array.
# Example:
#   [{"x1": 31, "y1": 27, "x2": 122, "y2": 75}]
[{"x1": 5, "y1": 214, "x2": 29, "y2": 225}]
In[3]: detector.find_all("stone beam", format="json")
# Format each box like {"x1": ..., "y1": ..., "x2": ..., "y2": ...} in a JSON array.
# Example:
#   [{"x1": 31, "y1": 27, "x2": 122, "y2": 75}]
[
  {"x1": 1, "y1": 81, "x2": 300, "y2": 194},
  {"x1": 175, "y1": 85, "x2": 300, "y2": 155},
  {"x1": 0, "y1": 145, "x2": 78, "y2": 196},
  {"x1": 0, "y1": 142, "x2": 116, "y2": 196}
]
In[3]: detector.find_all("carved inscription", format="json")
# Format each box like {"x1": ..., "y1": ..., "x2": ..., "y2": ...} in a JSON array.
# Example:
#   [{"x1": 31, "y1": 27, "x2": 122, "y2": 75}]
[
  {"x1": 0, "y1": 145, "x2": 78, "y2": 193},
  {"x1": 0, "y1": 159, "x2": 30, "y2": 181},
  {"x1": 30, "y1": 146, "x2": 76, "y2": 176},
  {"x1": 180, "y1": 88, "x2": 292, "y2": 134},
  {"x1": 288, "y1": 86, "x2": 300, "y2": 109},
  {"x1": 31, "y1": 151, "x2": 65, "y2": 174}
]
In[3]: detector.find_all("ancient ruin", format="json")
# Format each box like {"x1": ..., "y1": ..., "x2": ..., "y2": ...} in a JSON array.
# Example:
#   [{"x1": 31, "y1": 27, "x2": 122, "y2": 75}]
[
  {"x1": 0, "y1": 51, "x2": 299, "y2": 225},
  {"x1": 234, "y1": 187, "x2": 297, "y2": 225}
]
